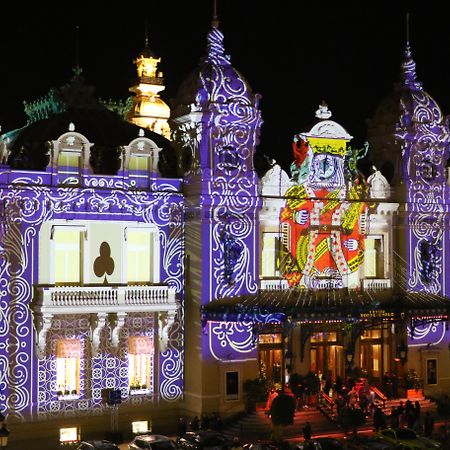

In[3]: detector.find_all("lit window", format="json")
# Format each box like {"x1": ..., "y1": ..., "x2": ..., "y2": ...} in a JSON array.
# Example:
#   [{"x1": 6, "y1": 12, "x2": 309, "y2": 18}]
[
  {"x1": 364, "y1": 236, "x2": 384, "y2": 278},
  {"x1": 129, "y1": 155, "x2": 150, "y2": 188},
  {"x1": 361, "y1": 329, "x2": 382, "y2": 339},
  {"x1": 128, "y1": 336, "x2": 153, "y2": 392},
  {"x1": 258, "y1": 334, "x2": 282, "y2": 344},
  {"x1": 58, "y1": 151, "x2": 81, "y2": 185},
  {"x1": 310, "y1": 332, "x2": 337, "y2": 343},
  {"x1": 261, "y1": 232, "x2": 280, "y2": 277},
  {"x1": 56, "y1": 339, "x2": 81, "y2": 398},
  {"x1": 54, "y1": 228, "x2": 83, "y2": 284},
  {"x1": 129, "y1": 155, "x2": 150, "y2": 172},
  {"x1": 127, "y1": 230, "x2": 154, "y2": 283}
]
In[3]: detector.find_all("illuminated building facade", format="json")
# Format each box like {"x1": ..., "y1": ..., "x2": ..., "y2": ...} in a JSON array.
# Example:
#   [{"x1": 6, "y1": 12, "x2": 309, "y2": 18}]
[
  {"x1": 0, "y1": 69, "x2": 183, "y2": 428},
  {"x1": 0, "y1": 15, "x2": 449, "y2": 444}
]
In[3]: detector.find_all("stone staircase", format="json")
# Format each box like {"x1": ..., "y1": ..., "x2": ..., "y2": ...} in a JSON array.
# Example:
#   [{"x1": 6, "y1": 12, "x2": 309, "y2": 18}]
[
  {"x1": 222, "y1": 396, "x2": 438, "y2": 441},
  {"x1": 373, "y1": 396, "x2": 437, "y2": 422},
  {"x1": 222, "y1": 408, "x2": 335, "y2": 440}
]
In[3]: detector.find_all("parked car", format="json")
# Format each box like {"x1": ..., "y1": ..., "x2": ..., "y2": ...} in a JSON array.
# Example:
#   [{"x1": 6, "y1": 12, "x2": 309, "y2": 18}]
[
  {"x1": 243, "y1": 441, "x2": 291, "y2": 450},
  {"x1": 375, "y1": 428, "x2": 442, "y2": 449},
  {"x1": 295, "y1": 438, "x2": 345, "y2": 450},
  {"x1": 345, "y1": 435, "x2": 395, "y2": 449},
  {"x1": 177, "y1": 430, "x2": 230, "y2": 450},
  {"x1": 129, "y1": 434, "x2": 177, "y2": 450},
  {"x1": 77, "y1": 440, "x2": 120, "y2": 450}
]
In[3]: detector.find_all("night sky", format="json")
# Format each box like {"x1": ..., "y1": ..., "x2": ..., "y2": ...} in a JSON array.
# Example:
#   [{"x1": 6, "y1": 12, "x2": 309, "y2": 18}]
[{"x1": 0, "y1": 2, "x2": 448, "y2": 173}]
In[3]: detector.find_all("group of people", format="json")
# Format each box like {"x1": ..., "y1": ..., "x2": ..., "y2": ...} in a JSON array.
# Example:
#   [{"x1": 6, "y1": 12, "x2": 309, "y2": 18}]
[
  {"x1": 177, "y1": 411, "x2": 223, "y2": 436},
  {"x1": 373, "y1": 400, "x2": 434, "y2": 437}
]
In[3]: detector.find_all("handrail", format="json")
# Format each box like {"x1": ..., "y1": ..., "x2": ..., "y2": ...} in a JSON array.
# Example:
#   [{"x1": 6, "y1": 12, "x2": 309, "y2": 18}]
[
  {"x1": 371, "y1": 386, "x2": 387, "y2": 409},
  {"x1": 318, "y1": 391, "x2": 335, "y2": 420}
]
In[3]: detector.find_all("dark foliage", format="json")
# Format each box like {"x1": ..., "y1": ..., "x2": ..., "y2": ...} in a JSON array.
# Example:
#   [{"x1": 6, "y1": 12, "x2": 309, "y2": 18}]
[
  {"x1": 89, "y1": 145, "x2": 122, "y2": 175},
  {"x1": 270, "y1": 392, "x2": 295, "y2": 426}
]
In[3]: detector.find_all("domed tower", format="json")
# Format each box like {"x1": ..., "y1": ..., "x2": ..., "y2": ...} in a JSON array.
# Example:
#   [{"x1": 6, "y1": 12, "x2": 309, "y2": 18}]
[
  {"x1": 126, "y1": 35, "x2": 171, "y2": 139},
  {"x1": 368, "y1": 41, "x2": 450, "y2": 295},
  {"x1": 171, "y1": 13, "x2": 262, "y2": 413}
]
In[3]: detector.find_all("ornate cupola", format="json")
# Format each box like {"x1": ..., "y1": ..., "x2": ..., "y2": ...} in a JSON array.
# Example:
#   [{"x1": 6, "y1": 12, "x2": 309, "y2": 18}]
[
  {"x1": 395, "y1": 43, "x2": 449, "y2": 190},
  {"x1": 171, "y1": 15, "x2": 262, "y2": 188},
  {"x1": 367, "y1": 42, "x2": 449, "y2": 190},
  {"x1": 369, "y1": 36, "x2": 450, "y2": 297},
  {"x1": 126, "y1": 35, "x2": 171, "y2": 139}
]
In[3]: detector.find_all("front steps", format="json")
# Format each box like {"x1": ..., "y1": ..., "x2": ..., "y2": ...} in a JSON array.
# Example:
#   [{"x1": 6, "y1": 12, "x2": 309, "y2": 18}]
[
  {"x1": 222, "y1": 408, "x2": 333, "y2": 440},
  {"x1": 222, "y1": 397, "x2": 438, "y2": 441}
]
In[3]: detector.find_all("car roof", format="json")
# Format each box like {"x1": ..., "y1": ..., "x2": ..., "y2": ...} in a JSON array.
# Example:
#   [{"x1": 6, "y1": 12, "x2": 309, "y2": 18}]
[
  {"x1": 80, "y1": 441, "x2": 118, "y2": 449},
  {"x1": 135, "y1": 434, "x2": 172, "y2": 442},
  {"x1": 184, "y1": 431, "x2": 226, "y2": 439}
]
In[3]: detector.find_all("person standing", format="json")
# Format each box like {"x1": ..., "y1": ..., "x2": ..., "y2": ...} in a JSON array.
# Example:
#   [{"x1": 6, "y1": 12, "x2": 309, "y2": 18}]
[
  {"x1": 424, "y1": 412, "x2": 434, "y2": 437},
  {"x1": 303, "y1": 421, "x2": 312, "y2": 441},
  {"x1": 177, "y1": 417, "x2": 187, "y2": 437},
  {"x1": 190, "y1": 415, "x2": 199, "y2": 431}
]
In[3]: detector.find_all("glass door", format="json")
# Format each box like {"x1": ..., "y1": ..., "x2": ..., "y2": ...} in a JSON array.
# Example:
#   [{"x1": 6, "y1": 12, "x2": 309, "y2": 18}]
[
  {"x1": 258, "y1": 333, "x2": 283, "y2": 387},
  {"x1": 360, "y1": 329, "x2": 382, "y2": 380}
]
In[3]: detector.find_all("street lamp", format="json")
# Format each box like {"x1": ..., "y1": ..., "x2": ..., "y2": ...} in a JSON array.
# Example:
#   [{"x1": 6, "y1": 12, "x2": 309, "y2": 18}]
[
  {"x1": 0, "y1": 423, "x2": 10, "y2": 450},
  {"x1": 397, "y1": 343, "x2": 408, "y2": 365},
  {"x1": 345, "y1": 348, "x2": 354, "y2": 369},
  {"x1": 285, "y1": 350, "x2": 294, "y2": 373}
]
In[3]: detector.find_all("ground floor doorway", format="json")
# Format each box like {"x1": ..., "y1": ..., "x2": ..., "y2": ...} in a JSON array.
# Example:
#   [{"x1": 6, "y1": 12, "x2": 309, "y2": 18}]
[
  {"x1": 360, "y1": 329, "x2": 383, "y2": 380},
  {"x1": 258, "y1": 333, "x2": 284, "y2": 386},
  {"x1": 309, "y1": 331, "x2": 344, "y2": 380}
]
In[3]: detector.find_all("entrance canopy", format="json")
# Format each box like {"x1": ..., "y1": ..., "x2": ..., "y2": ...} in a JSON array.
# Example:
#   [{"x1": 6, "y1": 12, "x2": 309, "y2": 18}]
[{"x1": 201, "y1": 288, "x2": 450, "y2": 326}]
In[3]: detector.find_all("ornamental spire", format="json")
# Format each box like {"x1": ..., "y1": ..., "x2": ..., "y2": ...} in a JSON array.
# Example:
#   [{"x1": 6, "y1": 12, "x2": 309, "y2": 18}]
[
  {"x1": 400, "y1": 12, "x2": 422, "y2": 91},
  {"x1": 205, "y1": 0, "x2": 229, "y2": 64},
  {"x1": 212, "y1": 0, "x2": 219, "y2": 28}
]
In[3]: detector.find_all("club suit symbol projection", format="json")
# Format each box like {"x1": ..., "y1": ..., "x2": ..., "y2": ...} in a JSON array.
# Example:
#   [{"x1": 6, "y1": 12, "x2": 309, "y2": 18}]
[{"x1": 93, "y1": 242, "x2": 115, "y2": 284}]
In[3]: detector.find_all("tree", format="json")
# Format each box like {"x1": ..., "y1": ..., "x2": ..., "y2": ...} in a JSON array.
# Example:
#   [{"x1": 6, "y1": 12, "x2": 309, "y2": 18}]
[
  {"x1": 304, "y1": 371, "x2": 320, "y2": 405},
  {"x1": 270, "y1": 391, "x2": 296, "y2": 442},
  {"x1": 243, "y1": 378, "x2": 267, "y2": 412}
]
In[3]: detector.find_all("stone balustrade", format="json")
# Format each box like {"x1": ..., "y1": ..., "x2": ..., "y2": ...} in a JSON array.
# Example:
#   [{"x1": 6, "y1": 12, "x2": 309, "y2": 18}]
[{"x1": 34, "y1": 284, "x2": 177, "y2": 315}]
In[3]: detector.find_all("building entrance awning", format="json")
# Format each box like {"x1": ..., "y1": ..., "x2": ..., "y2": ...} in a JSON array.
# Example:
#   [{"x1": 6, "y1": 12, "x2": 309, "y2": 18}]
[{"x1": 201, "y1": 288, "x2": 450, "y2": 325}]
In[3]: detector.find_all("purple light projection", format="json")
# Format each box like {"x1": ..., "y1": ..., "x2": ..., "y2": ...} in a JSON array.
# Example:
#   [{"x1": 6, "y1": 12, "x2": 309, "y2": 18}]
[
  {"x1": 394, "y1": 44, "x2": 450, "y2": 296},
  {"x1": 0, "y1": 162, "x2": 184, "y2": 418},
  {"x1": 172, "y1": 22, "x2": 264, "y2": 361},
  {"x1": 408, "y1": 322, "x2": 450, "y2": 347}
]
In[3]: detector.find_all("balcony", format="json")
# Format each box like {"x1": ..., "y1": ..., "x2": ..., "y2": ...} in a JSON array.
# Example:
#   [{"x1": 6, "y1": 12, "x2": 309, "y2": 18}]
[
  {"x1": 362, "y1": 279, "x2": 392, "y2": 290},
  {"x1": 33, "y1": 284, "x2": 177, "y2": 315},
  {"x1": 260, "y1": 278, "x2": 289, "y2": 290},
  {"x1": 32, "y1": 284, "x2": 178, "y2": 358}
]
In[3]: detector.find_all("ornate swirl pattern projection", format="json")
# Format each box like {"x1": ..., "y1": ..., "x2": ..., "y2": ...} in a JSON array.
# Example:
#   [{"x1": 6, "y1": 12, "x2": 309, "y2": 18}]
[
  {"x1": 208, "y1": 313, "x2": 284, "y2": 361},
  {"x1": 394, "y1": 48, "x2": 450, "y2": 295},
  {"x1": 407, "y1": 322, "x2": 449, "y2": 347},
  {"x1": 38, "y1": 317, "x2": 89, "y2": 417},
  {"x1": 409, "y1": 213, "x2": 444, "y2": 293},
  {"x1": 0, "y1": 173, "x2": 184, "y2": 415}
]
